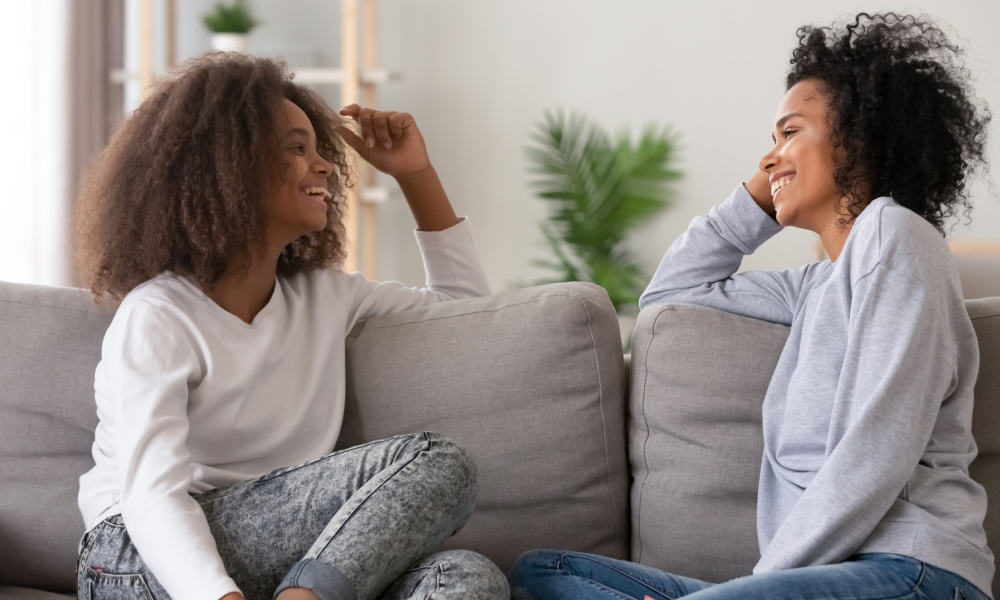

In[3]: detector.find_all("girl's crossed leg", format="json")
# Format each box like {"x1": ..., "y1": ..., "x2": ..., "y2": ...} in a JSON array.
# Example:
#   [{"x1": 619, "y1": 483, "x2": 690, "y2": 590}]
[{"x1": 78, "y1": 432, "x2": 508, "y2": 600}]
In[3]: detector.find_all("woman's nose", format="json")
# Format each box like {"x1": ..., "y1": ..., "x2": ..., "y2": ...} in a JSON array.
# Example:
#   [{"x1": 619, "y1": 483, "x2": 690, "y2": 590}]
[{"x1": 759, "y1": 149, "x2": 778, "y2": 173}]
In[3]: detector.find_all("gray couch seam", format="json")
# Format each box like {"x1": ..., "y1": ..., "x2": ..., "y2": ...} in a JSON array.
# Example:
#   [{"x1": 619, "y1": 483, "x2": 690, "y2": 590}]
[
  {"x1": 656, "y1": 303, "x2": 791, "y2": 332},
  {"x1": 970, "y1": 313, "x2": 1000, "y2": 323},
  {"x1": 0, "y1": 297, "x2": 109, "y2": 316},
  {"x1": 354, "y1": 290, "x2": 598, "y2": 330},
  {"x1": 632, "y1": 308, "x2": 664, "y2": 564},
  {"x1": 573, "y1": 293, "x2": 623, "y2": 548}
]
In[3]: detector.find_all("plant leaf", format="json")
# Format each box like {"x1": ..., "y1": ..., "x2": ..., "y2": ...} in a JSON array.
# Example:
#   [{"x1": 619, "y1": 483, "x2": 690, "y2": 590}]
[{"x1": 524, "y1": 110, "x2": 680, "y2": 313}]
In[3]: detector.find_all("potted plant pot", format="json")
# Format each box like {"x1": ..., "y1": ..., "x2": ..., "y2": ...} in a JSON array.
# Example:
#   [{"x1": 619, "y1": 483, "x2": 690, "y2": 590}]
[{"x1": 210, "y1": 33, "x2": 248, "y2": 53}]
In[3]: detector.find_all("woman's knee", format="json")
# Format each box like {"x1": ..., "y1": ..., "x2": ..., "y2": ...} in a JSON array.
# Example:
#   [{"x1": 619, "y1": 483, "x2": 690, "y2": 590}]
[{"x1": 508, "y1": 549, "x2": 565, "y2": 587}]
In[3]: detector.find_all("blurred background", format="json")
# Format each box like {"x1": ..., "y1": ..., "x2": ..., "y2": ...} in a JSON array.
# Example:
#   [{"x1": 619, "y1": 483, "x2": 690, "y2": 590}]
[{"x1": 1, "y1": 0, "x2": 998, "y2": 298}]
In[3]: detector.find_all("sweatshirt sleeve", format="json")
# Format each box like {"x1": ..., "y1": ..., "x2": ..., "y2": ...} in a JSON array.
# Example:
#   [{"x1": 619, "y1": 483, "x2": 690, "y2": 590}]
[
  {"x1": 639, "y1": 184, "x2": 810, "y2": 325},
  {"x1": 102, "y1": 302, "x2": 241, "y2": 600},
  {"x1": 346, "y1": 217, "x2": 491, "y2": 324},
  {"x1": 753, "y1": 263, "x2": 962, "y2": 572}
]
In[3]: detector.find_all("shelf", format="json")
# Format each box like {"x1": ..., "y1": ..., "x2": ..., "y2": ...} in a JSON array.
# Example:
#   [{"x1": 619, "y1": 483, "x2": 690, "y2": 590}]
[
  {"x1": 110, "y1": 68, "x2": 399, "y2": 85},
  {"x1": 293, "y1": 68, "x2": 399, "y2": 85},
  {"x1": 360, "y1": 187, "x2": 389, "y2": 204}
]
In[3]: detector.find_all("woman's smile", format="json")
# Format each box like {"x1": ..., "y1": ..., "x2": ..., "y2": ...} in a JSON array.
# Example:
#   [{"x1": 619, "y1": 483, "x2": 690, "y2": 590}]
[{"x1": 770, "y1": 171, "x2": 796, "y2": 200}]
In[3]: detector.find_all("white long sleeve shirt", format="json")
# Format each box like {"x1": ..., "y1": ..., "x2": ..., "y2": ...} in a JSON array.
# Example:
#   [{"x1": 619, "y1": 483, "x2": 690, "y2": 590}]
[
  {"x1": 640, "y1": 186, "x2": 994, "y2": 596},
  {"x1": 78, "y1": 219, "x2": 490, "y2": 600}
]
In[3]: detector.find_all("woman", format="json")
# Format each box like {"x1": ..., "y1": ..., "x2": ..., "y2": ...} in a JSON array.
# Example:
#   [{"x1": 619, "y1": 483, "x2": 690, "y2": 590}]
[
  {"x1": 75, "y1": 53, "x2": 508, "y2": 600},
  {"x1": 510, "y1": 12, "x2": 993, "y2": 600}
]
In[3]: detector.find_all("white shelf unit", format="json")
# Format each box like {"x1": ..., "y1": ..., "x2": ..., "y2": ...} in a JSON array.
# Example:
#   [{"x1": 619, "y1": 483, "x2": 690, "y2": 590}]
[{"x1": 119, "y1": 0, "x2": 389, "y2": 278}]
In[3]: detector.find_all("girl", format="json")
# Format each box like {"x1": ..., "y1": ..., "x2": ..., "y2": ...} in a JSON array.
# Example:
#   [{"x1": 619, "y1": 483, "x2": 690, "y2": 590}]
[
  {"x1": 75, "y1": 53, "x2": 508, "y2": 600},
  {"x1": 510, "y1": 12, "x2": 993, "y2": 600}
]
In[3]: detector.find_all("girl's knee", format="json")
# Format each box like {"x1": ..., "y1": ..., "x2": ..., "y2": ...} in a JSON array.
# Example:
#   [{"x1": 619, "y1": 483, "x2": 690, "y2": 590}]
[
  {"x1": 423, "y1": 433, "x2": 478, "y2": 502},
  {"x1": 445, "y1": 550, "x2": 510, "y2": 598}
]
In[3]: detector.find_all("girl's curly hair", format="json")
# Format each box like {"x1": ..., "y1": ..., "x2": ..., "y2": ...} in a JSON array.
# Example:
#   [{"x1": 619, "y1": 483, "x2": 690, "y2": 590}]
[
  {"x1": 787, "y1": 12, "x2": 990, "y2": 232},
  {"x1": 76, "y1": 52, "x2": 352, "y2": 301}
]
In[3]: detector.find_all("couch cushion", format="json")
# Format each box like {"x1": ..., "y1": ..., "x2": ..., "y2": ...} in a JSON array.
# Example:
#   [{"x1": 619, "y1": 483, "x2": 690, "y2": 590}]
[
  {"x1": 0, "y1": 282, "x2": 113, "y2": 591},
  {"x1": 0, "y1": 586, "x2": 74, "y2": 600},
  {"x1": 967, "y1": 297, "x2": 1000, "y2": 600},
  {"x1": 631, "y1": 299, "x2": 1000, "y2": 595},
  {"x1": 628, "y1": 303, "x2": 787, "y2": 582},
  {"x1": 338, "y1": 282, "x2": 629, "y2": 572}
]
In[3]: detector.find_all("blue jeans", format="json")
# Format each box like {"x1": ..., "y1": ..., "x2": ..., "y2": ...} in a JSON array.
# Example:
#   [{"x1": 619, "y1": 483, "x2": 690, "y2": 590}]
[
  {"x1": 509, "y1": 549, "x2": 990, "y2": 600},
  {"x1": 77, "y1": 433, "x2": 509, "y2": 600}
]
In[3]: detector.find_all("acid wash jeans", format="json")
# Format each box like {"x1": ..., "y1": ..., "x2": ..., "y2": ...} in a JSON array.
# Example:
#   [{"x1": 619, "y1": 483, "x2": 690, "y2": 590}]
[
  {"x1": 509, "y1": 550, "x2": 991, "y2": 600},
  {"x1": 77, "y1": 432, "x2": 510, "y2": 600}
]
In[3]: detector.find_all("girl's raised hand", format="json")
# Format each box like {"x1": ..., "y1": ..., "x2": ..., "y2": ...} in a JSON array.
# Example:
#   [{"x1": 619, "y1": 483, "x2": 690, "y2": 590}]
[{"x1": 337, "y1": 105, "x2": 430, "y2": 180}]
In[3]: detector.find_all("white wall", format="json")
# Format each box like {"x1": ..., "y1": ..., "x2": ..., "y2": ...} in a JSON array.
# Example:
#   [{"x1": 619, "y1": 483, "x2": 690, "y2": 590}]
[{"x1": 170, "y1": 0, "x2": 1000, "y2": 291}]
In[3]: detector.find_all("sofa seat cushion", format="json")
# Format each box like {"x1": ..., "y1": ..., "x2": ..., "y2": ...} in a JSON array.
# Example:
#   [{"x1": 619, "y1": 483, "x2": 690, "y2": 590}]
[
  {"x1": 0, "y1": 586, "x2": 75, "y2": 600},
  {"x1": 338, "y1": 282, "x2": 629, "y2": 572}
]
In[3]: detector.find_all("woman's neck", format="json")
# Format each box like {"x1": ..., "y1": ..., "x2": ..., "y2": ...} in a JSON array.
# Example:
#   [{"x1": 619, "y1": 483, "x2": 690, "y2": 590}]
[{"x1": 818, "y1": 219, "x2": 854, "y2": 262}]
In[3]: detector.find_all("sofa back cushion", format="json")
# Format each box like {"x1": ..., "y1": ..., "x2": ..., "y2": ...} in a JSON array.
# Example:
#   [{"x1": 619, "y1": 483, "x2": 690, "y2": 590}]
[
  {"x1": 630, "y1": 299, "x2": 1000, "y2": 598},
  {"x1": 0, "y1": 282, "x2": 113, "y2": 591},
  {"x1": 0, "y1": 280, "x2": 629, "y2": 591},
  {"x1": 628, "y1": 304, "x2": 787, "y2": 582},
  {"x1": 339, "y1": 282, "x2": 629, "y2": 572},
  {"x1": 967, "y1": 298, "x2": 1000, "y2": 599}
]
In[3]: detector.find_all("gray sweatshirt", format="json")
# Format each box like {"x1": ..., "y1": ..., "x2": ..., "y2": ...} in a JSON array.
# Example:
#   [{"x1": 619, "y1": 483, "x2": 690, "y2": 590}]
[{"x1": 640, "y1": 185, "x2": 994, "y2": 596}]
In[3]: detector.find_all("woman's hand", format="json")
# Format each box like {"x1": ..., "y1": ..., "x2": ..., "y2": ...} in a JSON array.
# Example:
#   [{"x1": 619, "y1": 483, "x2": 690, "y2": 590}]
[
  {"x1": 337, "y1": 104, "x2": 431, "y2": 181},
  {"x1": 744, "y1": 169, "x2": 776, "y2": 218}
]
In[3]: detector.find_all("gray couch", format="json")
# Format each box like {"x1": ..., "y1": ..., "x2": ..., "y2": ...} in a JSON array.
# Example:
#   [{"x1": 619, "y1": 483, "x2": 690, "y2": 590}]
[{"x1": 1, "y1": 280, "x2": 997, "y2": 599}]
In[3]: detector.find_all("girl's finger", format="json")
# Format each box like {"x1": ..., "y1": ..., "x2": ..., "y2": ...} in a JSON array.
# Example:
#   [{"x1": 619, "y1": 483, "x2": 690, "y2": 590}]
[
  {"x1": 335, "y1": 126, "x2": 367, "y2": 156},
  {"x1": 358, "y1": 108, "x2": 376, "y2": 148},
  {"x1": 388, "y1": 112, "x2": 412, "y2": 139},
  {"x1": 373, "y1": 111, "x2": 396, "y2": 149},
  {"x1": 339, "y1": 104, "x2": 362, "y2": 120}
]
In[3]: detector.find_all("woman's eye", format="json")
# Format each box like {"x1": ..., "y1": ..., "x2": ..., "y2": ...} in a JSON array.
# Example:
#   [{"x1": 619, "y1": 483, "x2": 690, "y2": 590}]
[
  {"x1": 290, "y1": 144, "x2": 306, "y2": 154},
  {"x1": 783, "y1": 129, "x2": 797, "y2": 138}
]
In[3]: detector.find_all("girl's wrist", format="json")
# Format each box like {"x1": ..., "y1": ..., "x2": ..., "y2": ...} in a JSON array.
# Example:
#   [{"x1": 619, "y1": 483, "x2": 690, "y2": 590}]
[{"x1": 393, "y1": 162, "x2": 434, "y2": 186}]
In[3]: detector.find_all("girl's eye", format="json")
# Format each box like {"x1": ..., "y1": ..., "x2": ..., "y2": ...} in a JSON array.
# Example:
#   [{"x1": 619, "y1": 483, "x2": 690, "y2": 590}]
[
  {"x1": 783, "y1": 129, "x2": 797, "y2": 139},
  {"x1": 290, "y1": 144, "x2": 306, "y2": 154}
]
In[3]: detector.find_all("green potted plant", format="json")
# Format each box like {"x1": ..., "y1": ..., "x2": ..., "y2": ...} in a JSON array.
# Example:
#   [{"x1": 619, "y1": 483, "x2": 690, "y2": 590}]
[
  {"x1": 525, "y1": 110, "x2": 680, "y2": 344},
  {"x1": 203, "y1": 0, "x2": 261, "y2": 53}
]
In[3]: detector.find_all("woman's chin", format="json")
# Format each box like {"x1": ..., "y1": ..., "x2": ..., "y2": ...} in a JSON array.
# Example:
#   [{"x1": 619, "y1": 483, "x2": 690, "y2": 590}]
[{"x1": 774, "y1": 205, "x2": 789, "y2": 226}]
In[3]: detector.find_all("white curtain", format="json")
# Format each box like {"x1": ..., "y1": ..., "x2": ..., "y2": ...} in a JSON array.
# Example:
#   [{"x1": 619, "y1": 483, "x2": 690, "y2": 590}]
[
  {"x1": 0, "y1": 1, "x2": 71, "y2": 286},
  {"x1": 0, "y1": 0, "x2": 121, "y2": 287}
]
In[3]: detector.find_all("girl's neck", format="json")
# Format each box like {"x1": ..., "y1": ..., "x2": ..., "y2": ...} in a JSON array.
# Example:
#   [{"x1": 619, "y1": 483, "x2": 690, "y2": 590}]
[{"x1": 207, "y1": 251, "x2": 280, "y2": 324}]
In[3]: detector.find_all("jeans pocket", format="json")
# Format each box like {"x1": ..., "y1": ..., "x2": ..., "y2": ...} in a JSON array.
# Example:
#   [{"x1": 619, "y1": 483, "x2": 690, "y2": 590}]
[{"x1": 83, "y1": 567, "x2": 156, "y2": 600}]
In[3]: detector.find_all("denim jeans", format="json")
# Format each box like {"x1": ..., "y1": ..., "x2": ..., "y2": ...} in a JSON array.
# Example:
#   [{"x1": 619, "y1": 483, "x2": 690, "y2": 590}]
[
  {"x1": 509, "y1": 549, "x2": 990, "y2": 600},
  {"x1": 77, "y1": 432, "x2": 509, "y2": 600}
]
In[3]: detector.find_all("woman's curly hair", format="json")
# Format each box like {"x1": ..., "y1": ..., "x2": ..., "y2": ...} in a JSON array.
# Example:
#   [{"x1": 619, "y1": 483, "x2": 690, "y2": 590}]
[
  {"x1": 787, "y1": 12, "x2": 990, "y2": 232},
  {"x1": 76, "y1": 52, "x2": 352, "y2": 301}
]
